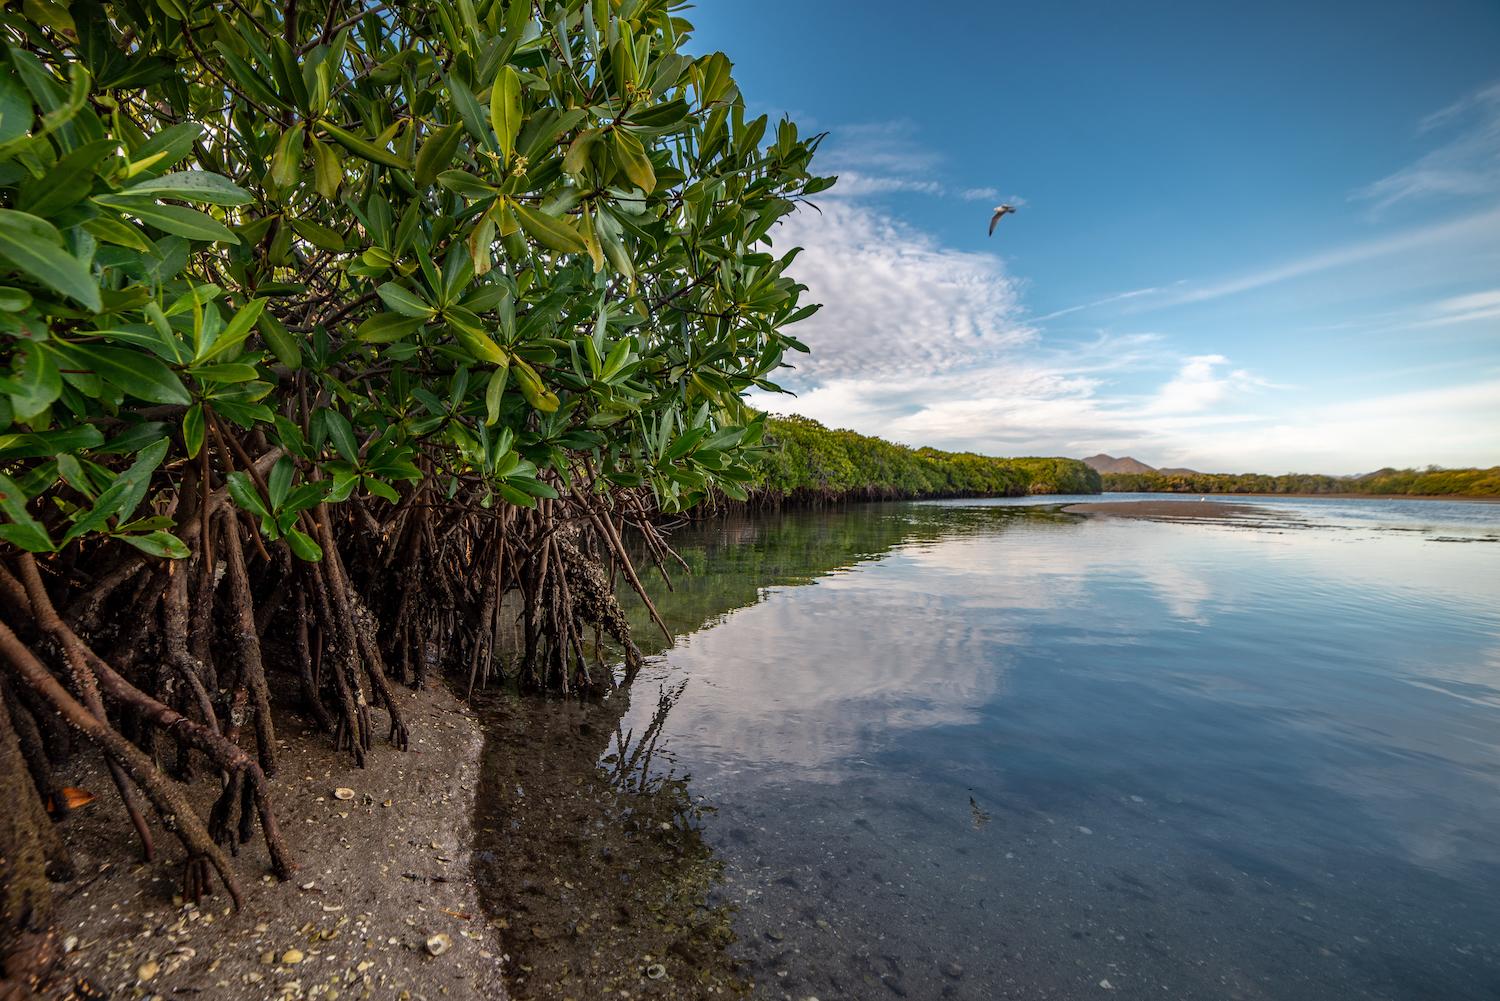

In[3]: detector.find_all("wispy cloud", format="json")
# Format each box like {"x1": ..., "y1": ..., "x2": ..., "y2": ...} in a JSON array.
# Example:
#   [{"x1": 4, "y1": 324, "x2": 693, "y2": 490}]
[
  {"x1": 817, "y1": 121, "x2": 942, "y2": 178},
  {"x1": 815, "y1": 121, "x2": 1014, "y2": 206},
  {"x1": 1161, "y1": 205, "x2": 1500, "y2": 306},
  {"x1": 1032, "y1": 285, "x2": 1167, "y2": 323},
  {"x1": 768, "y1": 200, "x2": 1033, "y2": 382},
  {"x1": 1354, "y1": 81, "x2": 1500, "y2": 212},
  {"x1": 1410, "y1": 288, "x2": 1500, "y2": 329},
  {"x1": 824, "y1": 171, "x2": 947, "y2": 198}
]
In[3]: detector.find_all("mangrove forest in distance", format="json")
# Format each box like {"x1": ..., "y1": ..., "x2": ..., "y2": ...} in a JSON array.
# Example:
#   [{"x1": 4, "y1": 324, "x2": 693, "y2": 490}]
[{"x1": 1097, "y1": 466, "x2": 1500, "y2": 497}]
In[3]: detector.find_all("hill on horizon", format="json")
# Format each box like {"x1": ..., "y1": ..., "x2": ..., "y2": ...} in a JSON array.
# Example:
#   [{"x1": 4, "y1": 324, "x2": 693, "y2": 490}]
[{"x1": 1082, "y1": 454, "x2": 1157, "y2": 475}]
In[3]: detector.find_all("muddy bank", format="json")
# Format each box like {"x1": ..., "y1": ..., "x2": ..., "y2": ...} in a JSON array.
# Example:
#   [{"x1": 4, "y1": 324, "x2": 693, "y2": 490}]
[
  {"x1": 48, "y1": 685, "x2": 507, "y2": 1000},
  {"x1": 1064, "y1": 500, "x2": 1282, "y2": 522},
  {"x1": 472, "y1": 686, "x2": 747, "y2": 1001}
]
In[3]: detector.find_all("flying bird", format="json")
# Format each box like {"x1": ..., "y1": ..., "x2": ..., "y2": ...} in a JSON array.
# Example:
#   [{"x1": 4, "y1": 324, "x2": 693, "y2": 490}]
[{"x1": 988, "y1": 204, "x2": 1016, "y2": 236}]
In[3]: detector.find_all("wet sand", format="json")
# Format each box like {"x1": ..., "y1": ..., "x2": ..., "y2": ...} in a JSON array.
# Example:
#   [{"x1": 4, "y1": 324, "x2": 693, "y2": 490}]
[{"x1": 50, "y1": 684, "x2": 509, "y2": 1000}]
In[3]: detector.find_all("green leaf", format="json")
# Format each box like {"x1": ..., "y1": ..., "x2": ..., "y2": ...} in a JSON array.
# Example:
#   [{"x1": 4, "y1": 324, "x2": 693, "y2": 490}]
[
  {"x1": 0, "y1": 473, "x2": 54, "y2": 553},
  {"x1": 311, "y1": 139, "x2": 342, "y2": 198},
  {"x1": 611, "y1": 130, "x2": 656, "y2": 193},
  {"x1": 63, "y1": 344, "x2": 191, "y2": 405},
  {"x1": 11, "y1": 341, "x2": 62, "y2": 420},
  {"x1": 511, "y1": 357, "x2": 559, "y2": 412},
  {"x1": 130, "y1": 122, "x2": 203, "y2": 172},
  {"x1": 265, "y1": 456, "x2": 293, "y2": 509},
  {"x1": 257, "y1": 312, "x2": 302, "y2": 369},
  {"x1": 197, "y1": 297, "x2": 267, "y2": 363},
  {"x1": 120, "y1": 530, "x2": 189, "y2": 559},
  {"x1": 484, "y1": 364, "x2": 508, "y2": 425},
  {"x1": 0, "y1": 425, "x2": 105, "y2": 460},
  {"x1": 271, "y1": 122, "x2": 306, "y2": 188},
  {"x1": 376, "y1": 282, "x2": 436, "y2": 318},
  {"x1": 562, "y1": 129, "x2": 599, "y2": 178},
  {"x1": 290, "y1": 218, "x2": 346, "y2": 252},
  {"x1": 0, "y1": 287, "x2": 33, "y2": 312},
  {"x1": 323, "y1": 409, "x2": 359, "y2": 462},
  {"x1": 61, "y1": 437, "x2": 169, "y2": 545},
  {"x1": 286, "y1": 526, "x2": 323, "y2": 562},
  {"x1": 226, "y1": 470, "x2": 270, "y2": 519},
  {"x1": 490, "y1": 65, "x2": 522, "y2": 163},
  {"x1": 82, "y1": 213, "x2": 153, "y2": 251},
  {"x1": 415, "y1": 123, "x2": 464, "y2": 187},
  {"x1": 356, "y1": 313, "x2": 422, "y2": 344},
  {"x1": 363, "y1": 477, "x2": 400, "y2": 503},
  {"x1": 320, "y1": 122, "x2": 411, "y2": 170},
  {"x1": 435, "y1": 170, "x2": 499, "y2": 199},
  {"x1": 189, "y1": 362, "x2": 261, "y2": 384},
  {"x1": 451, "y1": 324, "x2": 510, "y2": 366},
  {"x1": 124, "y1": 170, "x2": 254, "y2": 206},
  {"x1": 0, "y1": 209, "x2": 100, "y2": 310},
  {"x1": 182, "y1": 402, "x2": 204, "y2": 458},
  {"x1": 513, "y1": 202, "x2": 587, "y2": 255},
  {"x1": 93, "y1": 196, "x2": 239, "y2": 243}
]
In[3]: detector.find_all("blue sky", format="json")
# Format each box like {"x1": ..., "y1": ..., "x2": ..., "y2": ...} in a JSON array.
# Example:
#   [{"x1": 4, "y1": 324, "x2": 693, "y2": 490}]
[{"x1": 686, "y1": 0, "x2": 1500, "y2": 474}]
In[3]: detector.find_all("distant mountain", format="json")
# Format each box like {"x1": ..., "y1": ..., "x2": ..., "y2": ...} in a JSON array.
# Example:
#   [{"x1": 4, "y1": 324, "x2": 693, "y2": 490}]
[
  {"x1": 1082, "y1": 454, "x2": 1156, "y2": 475},
  {"x1": 1157, "y1": 467, "x2": 1202, "y2": 476}
]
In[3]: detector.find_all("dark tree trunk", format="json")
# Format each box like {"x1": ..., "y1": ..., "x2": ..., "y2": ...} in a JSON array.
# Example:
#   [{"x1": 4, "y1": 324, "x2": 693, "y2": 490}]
[{"x1": 0, "y1": 687, "x2": 69, "y2": 998}]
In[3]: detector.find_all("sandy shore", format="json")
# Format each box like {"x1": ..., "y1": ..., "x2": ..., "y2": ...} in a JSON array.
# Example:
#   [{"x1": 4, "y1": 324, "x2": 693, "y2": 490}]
[
  {"x1": 50, "y1": 685, "x2": 509, "y2": 1000},
  {"x1": 1064, "y1": 500, "x2": 1284, "y2": 522}
]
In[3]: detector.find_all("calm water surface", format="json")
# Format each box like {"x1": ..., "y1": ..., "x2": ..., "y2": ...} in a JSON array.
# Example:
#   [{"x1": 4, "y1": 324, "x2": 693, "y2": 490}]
[{"x1": 616, "y1": 495, "x2": 1500, "y2": 1001}]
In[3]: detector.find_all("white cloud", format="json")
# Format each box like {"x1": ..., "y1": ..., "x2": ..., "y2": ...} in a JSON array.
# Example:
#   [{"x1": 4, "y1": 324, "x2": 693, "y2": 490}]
[
  {"x1": 767, "y1": 200, "x2": 1034, "y2": 382},
  {"x1": 959, "y1": 186, "x2": 1001, "y2": 202},
  {"x1": 1355, "y1": 81, "x2": 1500, "y2": 212},
  {"x1": 762, "y1": 367, "x2": 1500, "y2": 474},
  {"x1": 822, "y1": 170, "x2": 946, "y2": 198},
  {"x1": 1143, "y1": 355, "x2": 1267, "y2": 415}
]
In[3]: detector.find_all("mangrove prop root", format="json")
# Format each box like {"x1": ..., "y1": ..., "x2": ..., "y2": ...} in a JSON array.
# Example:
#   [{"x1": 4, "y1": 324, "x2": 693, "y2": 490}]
[
  {"x1": 220, "y1": 510, "x2": 278, "y2": 777},
  {"x1": 0, "y1": 618, "x2": 244, "y2": 909},
  {"x1": 0, "y1": 472, "x2": 676, "y2": 941}
]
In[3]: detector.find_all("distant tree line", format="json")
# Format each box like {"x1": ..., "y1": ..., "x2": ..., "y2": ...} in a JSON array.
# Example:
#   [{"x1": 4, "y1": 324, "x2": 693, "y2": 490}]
[
  {"x1": 750, "y1": 416, "x2": 1102, "y2": 503},
  {"x1": 1101, "y1": 466, "x2": 1500, "y2": 497}
]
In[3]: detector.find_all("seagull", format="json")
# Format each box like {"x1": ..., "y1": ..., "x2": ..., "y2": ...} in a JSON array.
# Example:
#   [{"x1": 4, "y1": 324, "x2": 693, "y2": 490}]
[{"x1": 988, "y1": 204, "x2": 1016, "y2": 236}]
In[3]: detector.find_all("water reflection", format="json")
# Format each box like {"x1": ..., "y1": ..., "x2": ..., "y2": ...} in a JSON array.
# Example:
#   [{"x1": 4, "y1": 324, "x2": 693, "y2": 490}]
[{"x1": 617, "y1": 498, "x2": 1500, "y2": 1000}]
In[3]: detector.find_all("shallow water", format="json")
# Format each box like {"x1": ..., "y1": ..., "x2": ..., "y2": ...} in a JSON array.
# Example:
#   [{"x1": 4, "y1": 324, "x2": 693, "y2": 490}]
[{"x1": 617, "y1": 495, "x2": 1500, "y2": 1000}]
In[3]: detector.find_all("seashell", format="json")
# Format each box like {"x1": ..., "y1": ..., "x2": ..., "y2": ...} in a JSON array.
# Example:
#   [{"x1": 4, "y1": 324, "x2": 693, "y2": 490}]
[
  {"x1": 645, "y1": 963, "x2": 666, "y2": 980},
  {"x1": 425, "y1": 933, "x2": 452, "y2": 957},
  {"x1": 332, "y1": 787, "x2": 355, "y2": 801}
]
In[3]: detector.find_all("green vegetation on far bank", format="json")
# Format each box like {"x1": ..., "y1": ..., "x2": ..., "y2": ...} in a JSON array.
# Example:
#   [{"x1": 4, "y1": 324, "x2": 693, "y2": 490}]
[
  {"x1": 752, "y1": 416, "x2": 1102, "y2": 502},
  {"x1": 1101, "y1": 466, "x2": 1500, "y2": 497}
]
